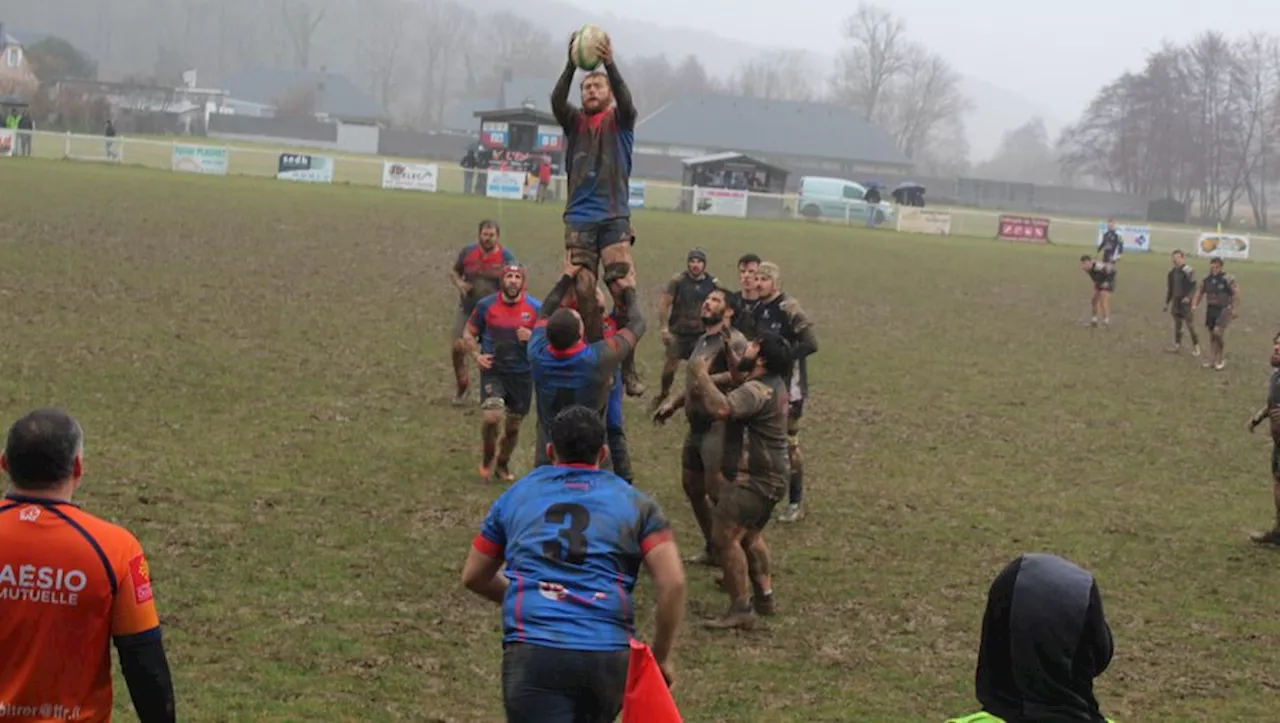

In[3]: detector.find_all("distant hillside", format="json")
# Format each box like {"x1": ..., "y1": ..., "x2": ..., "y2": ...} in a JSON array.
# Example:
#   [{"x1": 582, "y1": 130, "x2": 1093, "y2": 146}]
[{"x1": 464, "y1": 0, "x2": 1060, "y2": 162}]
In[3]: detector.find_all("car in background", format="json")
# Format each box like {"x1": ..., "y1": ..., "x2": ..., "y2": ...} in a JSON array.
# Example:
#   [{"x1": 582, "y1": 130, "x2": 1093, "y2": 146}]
[{"x1": 797, "y1": 176, "x2": 894, "y2": 226}]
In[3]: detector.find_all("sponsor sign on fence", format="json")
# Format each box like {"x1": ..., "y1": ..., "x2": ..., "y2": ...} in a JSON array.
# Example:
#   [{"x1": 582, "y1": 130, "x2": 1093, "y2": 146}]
[
  {"x1": 997, "y1": 215, "x2": 1050, "y2": 243},
  {"x1": 629, "y1": 181, "x2": 646, "y2": 209},
  {"x1": 1197, "y1": 232, "x2": 1250, "y2": 260},
  {"x1": 692, "y1": 187, "x2": 748, "y2": 218},
  {"x1": 895, "y1": 208, "x2": 952, "y2": 235},
  {"x1": 382, "y1": 161, "x2": 438, "y2": 192},
  {"x1": 0, "y1": 129, "x2": 13, "y2": 157},
  {"x1": 1097, "y1": 222, "x2": 1150, "y2": 253},
  {"x1": 485, "y1": 170, "x2": 524, "y2": 200},
  {"x1": 277, "y1": 153, "x2": 334, "y2": 183},
  {"x1": 172, "y1": 144, "x2": 228, "y2": 175}
]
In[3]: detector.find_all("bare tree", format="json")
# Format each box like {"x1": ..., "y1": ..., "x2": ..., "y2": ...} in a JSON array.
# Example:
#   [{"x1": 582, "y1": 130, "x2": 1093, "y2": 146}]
[
  {"x1": 975, "y1": 117, "x2": 1061, "y2": 184},
  {"x1": 358, "y1": 0, "x2": 410, "y2": 112},
  {"x1": 831, "y1": 2, "x2": 909, "y2": 124},
  {"x1": 882, "y1": 45, "x2": 970, "y2": 160},
  {"x1": 416, "y1": 0, "x2": 476, "y2": 127},
  {"x1": 729, "y1": 50, "x2": 815, "y2": 101},
  {"x1": 281, "y1": 0, "x2": 328, "y2": 69}
]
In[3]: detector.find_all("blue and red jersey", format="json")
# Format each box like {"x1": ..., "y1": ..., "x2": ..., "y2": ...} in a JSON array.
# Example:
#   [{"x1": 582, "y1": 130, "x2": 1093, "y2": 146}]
[
  {"x1": 471, "y1": 463, "x2": 672, "y2": 651},
  {"x1": 454, "y1": 243, "x2": 516, "y2": 311},
  {"x1": 467, "y1": 292, "x2": 542, "y2": 375},
  {"x1": 561, "y1": 111, "x2": 634, "y2": 225}
]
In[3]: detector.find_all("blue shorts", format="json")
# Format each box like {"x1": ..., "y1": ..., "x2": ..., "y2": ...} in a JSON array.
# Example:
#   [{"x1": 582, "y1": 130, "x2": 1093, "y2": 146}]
[{"x1": 606, "y1": 370, "x2": 624, "y2": 432}]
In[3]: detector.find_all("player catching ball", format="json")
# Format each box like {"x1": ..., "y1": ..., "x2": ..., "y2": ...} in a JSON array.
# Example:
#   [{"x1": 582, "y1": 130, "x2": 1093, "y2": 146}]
[{"x1": 551, "y1": 27, "x2": 645, "y2": 396}]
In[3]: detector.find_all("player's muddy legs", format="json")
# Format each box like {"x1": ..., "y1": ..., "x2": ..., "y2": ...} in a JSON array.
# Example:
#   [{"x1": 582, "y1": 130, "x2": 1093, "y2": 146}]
[{"x1": 681, "y1": 469, "x2": 716, "y2": 563}]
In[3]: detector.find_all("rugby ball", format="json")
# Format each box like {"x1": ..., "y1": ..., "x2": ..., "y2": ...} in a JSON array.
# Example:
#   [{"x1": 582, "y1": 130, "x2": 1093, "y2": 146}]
[{"x1": 571, "y1": 25, "x2": 608, "y2": 71}]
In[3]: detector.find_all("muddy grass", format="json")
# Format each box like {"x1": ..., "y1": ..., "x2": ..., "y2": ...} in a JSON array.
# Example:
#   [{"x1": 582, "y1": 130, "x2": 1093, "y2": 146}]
[{"x1": 0, "y1": 160, "x2": 1276, "y2": 721}]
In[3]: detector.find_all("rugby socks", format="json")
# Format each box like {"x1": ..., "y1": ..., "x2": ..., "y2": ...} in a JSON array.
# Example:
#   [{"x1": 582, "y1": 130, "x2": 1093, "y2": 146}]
[
  {"x1": 789, "y1": 468, "x2": 804, "y2": 505},
  {"x1": 481, "y1": 423, "x2": 499, "y2": 468}
]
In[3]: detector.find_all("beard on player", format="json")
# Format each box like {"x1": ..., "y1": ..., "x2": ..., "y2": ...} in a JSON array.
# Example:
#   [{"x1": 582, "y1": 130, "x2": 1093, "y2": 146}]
[
  {"x1": 580, "y1": 72, "x2": 612, "y2": 114},
  {"x1": 500, "y1": 266, "x2": 525, "y2": 302}
]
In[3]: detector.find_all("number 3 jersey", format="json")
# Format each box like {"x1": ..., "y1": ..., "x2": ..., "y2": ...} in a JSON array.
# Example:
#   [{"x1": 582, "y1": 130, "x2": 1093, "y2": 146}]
[{"x1": 472, "y1": 464, "x2": 673, "y2": 651}]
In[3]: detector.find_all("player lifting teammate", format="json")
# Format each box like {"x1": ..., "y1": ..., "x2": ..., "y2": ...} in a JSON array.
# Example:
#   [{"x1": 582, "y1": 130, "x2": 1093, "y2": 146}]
[
  {"x1": 1246, "y1": 333, "x2": 1280, "y2": 547},
  {"x1": 529, "y1": 256, "x2": 646, "y2": 469},
  {"x1": 656, "y1": 249, "x2": 720, "y2": 406},
  {"x1": 551, "y1": 30, "x2": 645, "y2": 397},
  {"x1": 449, "y1": 221, "x2": 516, "y2": 403},
  {"x1": 1163, "y1": 250, "x2": 1200, "y2": 356},
  {"x1": 463, "y1": 264, "x2": 541, "y2": 482},
  {"x1": 752, "y1": 262, "x2": 818, "y2": 523},
  {"x1": 1078, "y1": 254, "x2": 1115, "y2": 328},
  {"x1": 1191, "y1": 256, "x2": 1239, "y2": 371},
  {"x1": 692, "y1": 332, "x2": 793, "y2": 629},
  {"x1": 653, "y1": 288, "x2": 748, "y2": 566}
]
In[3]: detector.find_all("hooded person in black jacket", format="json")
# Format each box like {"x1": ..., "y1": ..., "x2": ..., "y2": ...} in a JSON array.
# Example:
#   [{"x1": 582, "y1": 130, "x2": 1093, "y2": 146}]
[{"x1": 948, "y1": 553, "x2": 1115, "y2": 723}]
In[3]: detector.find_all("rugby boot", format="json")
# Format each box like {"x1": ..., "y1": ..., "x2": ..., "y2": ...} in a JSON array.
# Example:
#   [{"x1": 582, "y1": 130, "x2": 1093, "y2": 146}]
[
  {"x1": 777, "y1": 503, "x2": 806, "y2": 523},
  {"x1": 1249, "y1": 527, "x2": 1280, "y2": 547},
  {"x1": 704, "y1": 601, "x2": 756, "y2": 631}
]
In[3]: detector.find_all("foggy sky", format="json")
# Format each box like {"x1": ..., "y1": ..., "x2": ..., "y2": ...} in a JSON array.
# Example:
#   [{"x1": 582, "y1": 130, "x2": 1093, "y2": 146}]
[{"x1": 557, "y1": 0, "x2": 1280, "y2": 120}]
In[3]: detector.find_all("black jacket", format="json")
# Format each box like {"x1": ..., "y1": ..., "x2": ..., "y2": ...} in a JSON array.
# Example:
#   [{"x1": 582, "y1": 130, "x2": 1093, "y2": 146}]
[{"x1": 975, "y1": 554, "x2": 1114, "y2": 723}]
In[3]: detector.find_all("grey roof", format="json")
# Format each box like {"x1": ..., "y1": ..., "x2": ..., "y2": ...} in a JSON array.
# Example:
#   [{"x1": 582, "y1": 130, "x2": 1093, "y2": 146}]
[
  {"x1": 682, "y1": 152, "x2": 789, "y2": 175},
  {"x1": 2, "y1": 29, "x2": 49, "y2": 48},
  {"x1": 638, "y1": 94, "x2": 911, "y2": 167},
  {"x1": 223, "y1": 68, "x2": 387, "y2": 122},
  {"x1": 443, "y1": 76, "x2": 582, "y2": 132}
]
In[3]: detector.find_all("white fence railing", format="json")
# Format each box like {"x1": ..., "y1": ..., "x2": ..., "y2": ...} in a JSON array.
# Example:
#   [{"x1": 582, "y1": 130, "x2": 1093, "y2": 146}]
[{"x1": 3, "y1": 128, "x2": 1278, "y2": 263}]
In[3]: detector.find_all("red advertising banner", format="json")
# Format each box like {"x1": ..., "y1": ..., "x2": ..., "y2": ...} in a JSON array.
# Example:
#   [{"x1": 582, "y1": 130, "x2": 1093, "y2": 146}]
[{"x1": 997, "y1": 215, "x2": 1050, "y2": 243}]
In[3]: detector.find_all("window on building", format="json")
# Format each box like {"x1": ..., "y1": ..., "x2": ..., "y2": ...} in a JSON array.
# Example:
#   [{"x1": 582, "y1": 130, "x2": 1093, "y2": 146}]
[{"x1": 5, "y1": 48, "x2": 20, "y2": 68}]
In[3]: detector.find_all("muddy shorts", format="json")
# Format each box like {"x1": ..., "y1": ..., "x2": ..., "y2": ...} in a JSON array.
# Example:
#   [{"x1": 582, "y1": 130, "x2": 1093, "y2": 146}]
[
  {"x1": 480, "y1": 371, "x2": 532, "y2": 417},
  {"x1": 564, "y1": 218, "x2": 634, "y2": 271},
  {"x1": 715, "y1": 480, "x2": 782, "y2": 532}
]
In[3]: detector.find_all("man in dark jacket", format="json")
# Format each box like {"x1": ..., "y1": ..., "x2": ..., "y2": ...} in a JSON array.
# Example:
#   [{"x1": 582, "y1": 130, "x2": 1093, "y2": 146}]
[{"x1": 947, "y1": 553, "x2": 1115, "y2": 723}]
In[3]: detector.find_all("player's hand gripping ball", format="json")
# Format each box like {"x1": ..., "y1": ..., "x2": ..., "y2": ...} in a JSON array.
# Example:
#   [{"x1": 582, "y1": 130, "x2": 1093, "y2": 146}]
[{"x1": 570, "y1": 25, "x2": 609, "y2": 70}]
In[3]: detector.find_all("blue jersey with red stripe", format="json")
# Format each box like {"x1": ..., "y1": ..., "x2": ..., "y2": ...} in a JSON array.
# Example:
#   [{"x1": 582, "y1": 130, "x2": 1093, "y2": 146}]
[
  {"x1": 472, "y1": 463, "x2": 672, "y2": 651},
  {"x1": 563, "y1": 111, "x2": 634, "y2": 225},
  {"x1": 529, "y1": 329, "x2": 621, "y2": 433},
  {"x1": 467, "y1": 292, "x2": 542, "y2": 374}
]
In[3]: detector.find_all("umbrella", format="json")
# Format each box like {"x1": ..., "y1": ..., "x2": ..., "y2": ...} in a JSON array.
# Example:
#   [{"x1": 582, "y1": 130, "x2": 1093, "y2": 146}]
[
  {"x1": 0, "y1": 94, "x2": 29, "y2": 108},
  {"x1": 863, "y1": 180, "x2": 884, "y2": 189},
  {"x1": 895, "y1": 181, "x2": 925, "y2": 191}
]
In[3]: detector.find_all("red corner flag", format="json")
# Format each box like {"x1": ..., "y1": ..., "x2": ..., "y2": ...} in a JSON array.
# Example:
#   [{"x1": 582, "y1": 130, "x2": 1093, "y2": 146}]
[{"x1": 621, "y1": 639, "x2": 682, "y2": 723}]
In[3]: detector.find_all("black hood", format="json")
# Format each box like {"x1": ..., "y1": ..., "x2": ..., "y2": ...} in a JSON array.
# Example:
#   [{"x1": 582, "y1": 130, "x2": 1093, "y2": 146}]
[{"x1": 975, "y1": 553, "x2": 1114, "y2": 723}]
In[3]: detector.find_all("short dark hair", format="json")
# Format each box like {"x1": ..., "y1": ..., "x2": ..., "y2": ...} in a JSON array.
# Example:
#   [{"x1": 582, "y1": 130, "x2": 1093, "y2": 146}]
[
  {"x1": 710, "y1": 286, "x2": 739, "y2": 317},
  {"x1": 1211, "y1": 256, "x2": 1224, "y2": 265},
  {"x1": 546, "y1": 308, "x2": 582, "y2": 350},
  {"x1": 4, "y1": 409, "x2": 83, "y2": 490},
  {"x1": 1171, "y1": 249, "x2": 1184, "y2": 256},
  {"x1": 755, "y1": 331, "x2": 793, "y2": 379},
  {"x1": 478, "y1": 219, "x2": 500, "y2": 235},
  {"x1": 738, "y1": 253, "x2": 761, "y2": 267},
  {"x1": 551, "y1": 405, "x2": 606, "y2": 465},
  {"x1": 1079, "y1": 254, "x2": 1092, "y2": 262}
]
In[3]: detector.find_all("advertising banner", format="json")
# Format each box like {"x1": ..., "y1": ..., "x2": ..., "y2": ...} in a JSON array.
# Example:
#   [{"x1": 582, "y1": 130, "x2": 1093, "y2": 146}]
[
  {"x1": 382, "y1": 161, "x2": 439, "y2": 192},
  {"x1": 486, "y1": 170, "x2": 525, "y2": 200},
  {"x1": 1197, "y1": 232, "x2": 1249, "y2": 260},
  {"x1": 896, "y1": 208, "x2": 952, "y2": 235},
  {"x1": 997, "y1": 215, "x2": 1050, "y2": 243},
  {"x1": 1097, "y1": 222, "x2": 1150, "y2": 253},
  {"x1": 692, "y1": 187, "x2": 748, "y2": 218},
  {"x1": 172, "y1": 144, "x2": 228, "y2": 174},
  {"x1": 629, "y1": 181, "x2": 646, "y2": 209},
  {"x1": 277, "y1": 153, "x2": 334, "y2": 183}
]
